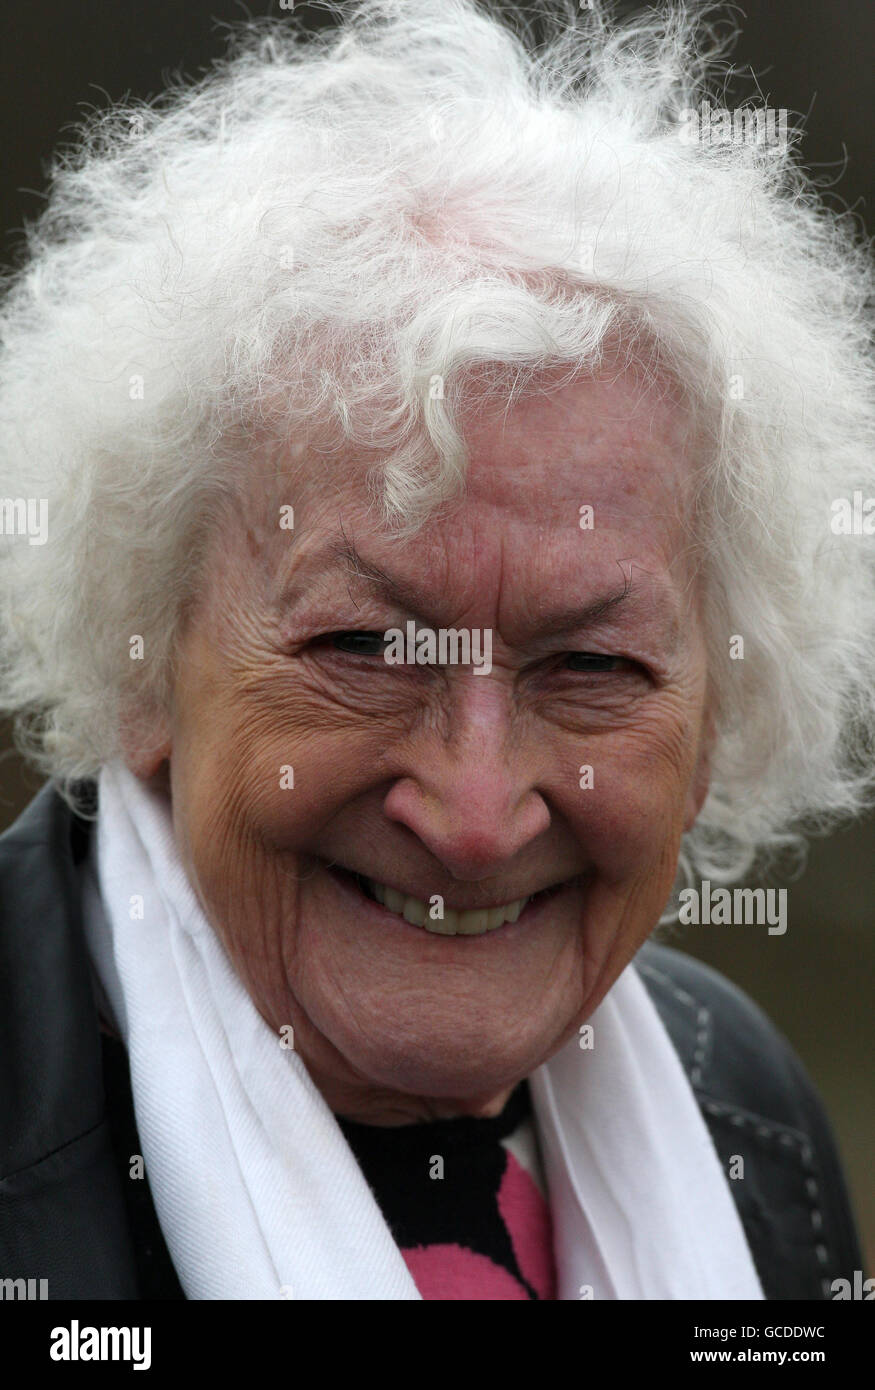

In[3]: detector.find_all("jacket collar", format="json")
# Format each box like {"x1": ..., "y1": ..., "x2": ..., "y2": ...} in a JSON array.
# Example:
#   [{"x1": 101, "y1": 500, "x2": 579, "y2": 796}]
[{"x1": 0, "y1": 781, "x2": 141, "y2": 1297}]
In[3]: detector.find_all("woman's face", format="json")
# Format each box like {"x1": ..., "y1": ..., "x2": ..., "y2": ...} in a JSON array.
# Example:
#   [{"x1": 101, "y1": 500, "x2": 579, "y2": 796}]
[{"x1": 133, "y1": 371, "x2": 712, "y2": 1123}]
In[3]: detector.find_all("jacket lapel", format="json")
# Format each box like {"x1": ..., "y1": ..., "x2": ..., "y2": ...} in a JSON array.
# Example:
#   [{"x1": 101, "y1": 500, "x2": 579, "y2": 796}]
[{"x1": 0, "y1": 784, "x2": 139, "y2": 1298}]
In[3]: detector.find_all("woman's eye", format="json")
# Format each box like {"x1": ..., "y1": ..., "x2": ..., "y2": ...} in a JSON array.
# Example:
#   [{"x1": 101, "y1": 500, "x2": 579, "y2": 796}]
[
  {"x1": 327, "y1": 630, "x2": 388, "y2": 656},
  {"x1": 564, "y1": 652, "x2": 626, "y2": 673}
]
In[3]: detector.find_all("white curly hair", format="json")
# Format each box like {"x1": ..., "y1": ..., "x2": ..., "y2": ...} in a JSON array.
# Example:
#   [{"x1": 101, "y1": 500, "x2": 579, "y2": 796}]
[{"x1": 0, "y1": 0, "x2": 873, "y2": 888}]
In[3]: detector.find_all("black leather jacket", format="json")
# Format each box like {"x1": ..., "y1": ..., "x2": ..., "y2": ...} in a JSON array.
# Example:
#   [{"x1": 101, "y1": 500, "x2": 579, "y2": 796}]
[{"x1": 0, "y1": 784, "x2": 865, "y2": 1299}]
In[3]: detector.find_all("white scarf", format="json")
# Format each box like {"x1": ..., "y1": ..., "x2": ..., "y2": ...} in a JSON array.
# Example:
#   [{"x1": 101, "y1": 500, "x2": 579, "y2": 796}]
[{"x1": 83, "y1": 761, "x2": 763, "y2": 1301}]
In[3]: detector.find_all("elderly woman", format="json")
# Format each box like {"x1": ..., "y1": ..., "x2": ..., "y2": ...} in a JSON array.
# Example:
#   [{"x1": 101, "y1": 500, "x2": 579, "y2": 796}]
[{"x1": 0, "y1": 0, "x2": 871, "y2": 1302}]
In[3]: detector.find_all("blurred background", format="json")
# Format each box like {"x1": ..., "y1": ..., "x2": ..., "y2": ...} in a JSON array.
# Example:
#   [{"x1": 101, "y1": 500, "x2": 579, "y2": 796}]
[{"x1": 1, "y1": 0, "x2": 872, "y2": 1270}]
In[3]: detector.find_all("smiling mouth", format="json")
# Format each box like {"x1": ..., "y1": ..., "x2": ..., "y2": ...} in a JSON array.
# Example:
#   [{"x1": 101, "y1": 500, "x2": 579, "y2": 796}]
[{"x1": 327, "y1": 863, "x2": 573, "y2": 937}]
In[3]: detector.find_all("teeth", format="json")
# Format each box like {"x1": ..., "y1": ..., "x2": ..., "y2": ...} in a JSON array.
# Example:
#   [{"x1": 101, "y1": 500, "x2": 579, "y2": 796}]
[
  {"x1": 369, "y1": 879, "x2": 529, "y2": 935},
  {"x1": 402, "y1": 897, "x2": 428, "y2": 927}
]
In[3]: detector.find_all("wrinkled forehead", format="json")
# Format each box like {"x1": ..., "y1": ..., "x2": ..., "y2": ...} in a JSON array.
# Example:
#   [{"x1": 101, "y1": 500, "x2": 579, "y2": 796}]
[
  {"x1": 460, "y1": 367, "x2": 698, "y2": 517},
  {"x1": 217, "y1": 368, "x2": 699, "y2": 622},
  {"x1": 254, "y1": 365, "x2": 697, "y2": 522},
  {"x1": 213, "y1": 371, "x2": 701, "y2": 655}
]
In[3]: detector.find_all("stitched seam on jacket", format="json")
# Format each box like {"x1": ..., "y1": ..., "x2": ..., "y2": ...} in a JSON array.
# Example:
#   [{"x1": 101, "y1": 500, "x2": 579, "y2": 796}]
[
  {"x1": 637, "y1": 958, "x2": 833, "y2": 1293},
  {"x1": 0, "y1": 1120, "x2": 106, "y2": 1186},
  {"x1": 697, "y1": 1098, "x2": 833, "y2": 1295},
  {"x1": 637, "y1": 961, "x2": 711, "y2": 1085}
]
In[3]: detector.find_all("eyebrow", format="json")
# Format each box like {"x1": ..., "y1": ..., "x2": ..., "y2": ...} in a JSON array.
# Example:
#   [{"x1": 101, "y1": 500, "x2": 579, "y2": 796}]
[
  {"x1": 328, "y1": 537, "x2": 431, "y2": 616},
  {"x1": 327, "y1": 537, "x2": 638, "y2": 638}
]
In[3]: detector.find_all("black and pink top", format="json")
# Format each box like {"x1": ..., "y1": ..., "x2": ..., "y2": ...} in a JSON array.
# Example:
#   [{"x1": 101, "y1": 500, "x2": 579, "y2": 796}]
[{"x1": 336, "y1": 1081, "x2": 557, "y2": 1300}]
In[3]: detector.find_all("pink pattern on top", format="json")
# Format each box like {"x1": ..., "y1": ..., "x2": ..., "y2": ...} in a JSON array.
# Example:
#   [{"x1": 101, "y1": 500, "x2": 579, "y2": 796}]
[
  {"x1": 497, "y1": 1151, "x2": 557, "y2": 1300},
  {"x1": 402, "y1": 1150, "x2": 556, "y2": 1300},
  {"x1": 402, "y1": 1244, "x2": 531, "y2": 1300}
]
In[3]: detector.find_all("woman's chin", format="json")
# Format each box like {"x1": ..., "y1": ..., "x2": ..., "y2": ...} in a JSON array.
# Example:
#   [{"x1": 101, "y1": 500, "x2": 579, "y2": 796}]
[{"x1": 327, "y1": 1014, "x2": 566, "y2": 1104}]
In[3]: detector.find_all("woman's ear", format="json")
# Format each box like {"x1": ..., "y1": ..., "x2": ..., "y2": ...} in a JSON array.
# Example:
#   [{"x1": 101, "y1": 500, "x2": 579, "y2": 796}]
[{"x1": 119, "y1": 698, "x2": 172, "y2": 781}]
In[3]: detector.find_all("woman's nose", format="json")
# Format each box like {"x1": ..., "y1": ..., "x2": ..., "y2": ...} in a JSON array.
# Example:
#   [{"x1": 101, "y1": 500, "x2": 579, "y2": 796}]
[{"x1": 381, "y1": 684, "x2": 551, "y2": 881}]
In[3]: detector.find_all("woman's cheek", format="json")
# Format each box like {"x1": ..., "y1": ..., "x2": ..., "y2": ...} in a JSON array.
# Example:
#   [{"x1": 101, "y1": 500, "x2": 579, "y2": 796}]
[{"x1": 556, "y1": 739, "x2": 692, "y2": 882}]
